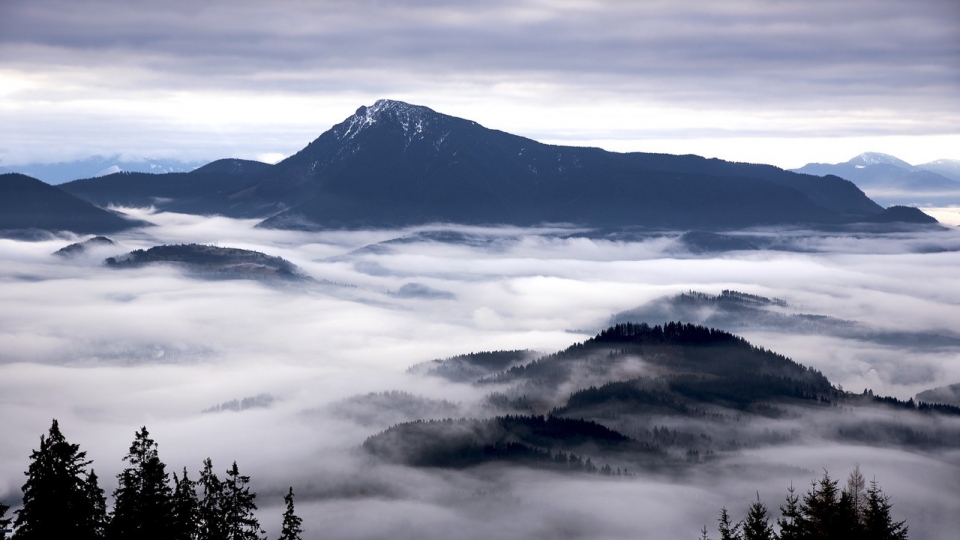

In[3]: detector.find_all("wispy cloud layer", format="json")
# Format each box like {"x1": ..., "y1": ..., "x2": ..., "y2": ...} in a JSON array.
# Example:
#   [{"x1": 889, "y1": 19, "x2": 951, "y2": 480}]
[{"x1": 1, "y1": 213, "x2": 960, "y2": 537}]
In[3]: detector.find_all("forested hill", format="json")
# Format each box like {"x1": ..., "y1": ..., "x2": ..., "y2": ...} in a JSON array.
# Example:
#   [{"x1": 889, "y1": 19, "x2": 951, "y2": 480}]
[
  {"x1": 105, "y1": 244, "x2": 308, "y2": 281},
  {"x1": 484, "y1": 322, "x2": 832, "y2": 398},
  {"x1": 59, "y1": 100, "x2": 931, "y2": 231},
  {"x1": 365, "y1": 322, "x2": 960, "y2": 473}
]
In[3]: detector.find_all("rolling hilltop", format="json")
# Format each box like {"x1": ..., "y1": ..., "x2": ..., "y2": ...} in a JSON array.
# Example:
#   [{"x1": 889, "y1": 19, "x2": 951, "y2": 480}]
[{"x1": 365, "y1": 322, "x2": 960, "y2": 472}]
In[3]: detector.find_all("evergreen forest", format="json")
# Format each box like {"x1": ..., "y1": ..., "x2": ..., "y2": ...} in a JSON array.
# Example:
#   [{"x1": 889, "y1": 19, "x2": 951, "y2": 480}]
[
  {"x1": 1, "y1": 420, "x2": 304, "y2": 540},
  {"x1": 702, "y1": 466, "x2": 907, "y2": 540}
]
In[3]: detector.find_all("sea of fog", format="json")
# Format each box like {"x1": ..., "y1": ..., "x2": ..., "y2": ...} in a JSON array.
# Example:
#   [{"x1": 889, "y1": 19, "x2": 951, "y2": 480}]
[{"x1": 1, "y1": 207, "x2": 959, "y2": 539}]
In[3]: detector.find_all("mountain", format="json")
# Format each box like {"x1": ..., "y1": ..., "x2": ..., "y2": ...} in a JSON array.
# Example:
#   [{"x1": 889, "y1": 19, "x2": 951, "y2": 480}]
[
  {"x1": 0, "y1": 155, "x2": 208, "y2": 185},
  {"x1": 793, "y1": 153, "x2": 960, "y2": 206},
  {"x1": 253, "y1": 100, "x2": 885, "y2": 229},
  {"x1": 63, "y1": 100, "x2": 907, "y2": 230},
  {"x1": 59, "y1": 158, "x2": 270, "y2": 213},
  {"x1": 918, "y1": 159, "x2": 960, "y2": 183},
  {"x1": 0, "y1": 173, "x2": 143, "y2": 236}
]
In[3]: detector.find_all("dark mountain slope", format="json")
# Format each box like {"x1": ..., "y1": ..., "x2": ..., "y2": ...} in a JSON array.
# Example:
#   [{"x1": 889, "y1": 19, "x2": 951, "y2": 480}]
[
  {"x1": 252, "y1": 100, "x2": 883, "y2": 230},
  {"x1": 866, "y1": 205, "x2": 938, "y2": 224},
  {"x1": 60, "y1": 159, "x2": 270, "y2": 213},
  {"x1": 0, "y1": 173, "x2": 141, "y2": 235}
]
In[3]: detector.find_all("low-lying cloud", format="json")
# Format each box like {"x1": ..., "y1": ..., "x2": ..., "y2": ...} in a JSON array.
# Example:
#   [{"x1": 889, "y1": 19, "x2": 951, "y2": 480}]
[{"x1": 1, "y1": 211, "x2": 959, "y2": 538}]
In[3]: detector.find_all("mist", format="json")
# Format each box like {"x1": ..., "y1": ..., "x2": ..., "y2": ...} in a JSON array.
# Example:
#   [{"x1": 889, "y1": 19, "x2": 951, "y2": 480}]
[{"x1": 1, "y1": 209, "x2": 959, "y2": 539}]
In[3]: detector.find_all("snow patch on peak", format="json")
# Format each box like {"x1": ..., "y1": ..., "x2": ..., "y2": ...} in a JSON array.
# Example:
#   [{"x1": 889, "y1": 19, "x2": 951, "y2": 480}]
[
  {"x1": 95, "y1": 165, "x2": 122, "y2": 177},
  {"x1": 339, "y1": 100, "x2": 437, "y2": 142},
  {"x1": 848, "y1": 152, "x2": 912, "y2": 168}
]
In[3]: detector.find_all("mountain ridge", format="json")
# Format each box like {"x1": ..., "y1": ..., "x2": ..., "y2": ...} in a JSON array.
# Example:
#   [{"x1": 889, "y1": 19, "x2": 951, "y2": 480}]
[
  {"x1": 0, "y1": 173, "x2": 143, "y2": 236},
  {"x1": 0, "y1": 155, "x2": 208, "y2": 184},
  {"x1": 58, "y1": 100, "x2": 942, "y2": 230},
  {"x1": 792, "y1": 153, "x2": 960, "y2": 206}
]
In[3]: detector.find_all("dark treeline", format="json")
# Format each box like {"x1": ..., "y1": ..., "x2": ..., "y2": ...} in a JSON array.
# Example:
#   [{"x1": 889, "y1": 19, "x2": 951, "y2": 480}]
[
  {"x1": 702, "y1": 466, "x2": 907, "y2": 540},
  {"x1": 4, "y1": 420, "x2": 304, "y2": 540},
  {"x1": 362, "y1": 415, "x2": 645, "y2": 472}
]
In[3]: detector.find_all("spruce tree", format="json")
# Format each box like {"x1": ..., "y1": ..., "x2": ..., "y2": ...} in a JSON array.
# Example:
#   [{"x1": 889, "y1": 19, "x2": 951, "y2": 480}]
[
  {"x1": 198, "y1": 458, "x2": 227, "y2": 540},
  {"x1": 801, "y1": 470, "x2": 844, "y2": 540},
  {"x1": 699, "y1": 524, "x2": 711, "y2": 540},
  {"x1": 717, "y1": 507, "x2": 741, "y2": 540},
  {"x1": 279, "y1": 487, "x2": 304, "y2": 540},
  {"x1": 862, "y1": 480, "x2": 908, "y2": 540},
  {"x1": 222, "y1": 462, "x2": 264, "y2": 540},
  {"x1": 172, "y1": 468, "x2": 200, "y2": 540},
  {"x1": 108, "y1": 426, "x2": 174, "y2": 540},
  {"x1": 836, "y1": 490, "x2": 863, "y2": 540},
  {"x1": 13, "y1": 419, "x2": 100, "y2": 540},
  {"x1": 776, "y1": 483, "x2": 806, "y2": 540},
  {"x1": 85, "y1": 470, "x2": 109, "y2": 538},
  {"x1": 741, "y1": 493, "x2": 774, "y2": 540}
]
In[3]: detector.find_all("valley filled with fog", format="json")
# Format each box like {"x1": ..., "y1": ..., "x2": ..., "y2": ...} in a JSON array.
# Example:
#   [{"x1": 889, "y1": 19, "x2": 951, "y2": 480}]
[{"x1": 2, "y1": 208, "x2": 959, "y2": 539}]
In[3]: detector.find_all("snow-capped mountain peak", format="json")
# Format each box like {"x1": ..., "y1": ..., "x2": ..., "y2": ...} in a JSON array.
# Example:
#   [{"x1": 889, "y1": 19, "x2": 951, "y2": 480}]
[
  {"x1": 846, "y1": 152, "x2": 913, "y2": 169},
  {"x1": 339, "y1": 99, "x2": 437, "y2": 142}
]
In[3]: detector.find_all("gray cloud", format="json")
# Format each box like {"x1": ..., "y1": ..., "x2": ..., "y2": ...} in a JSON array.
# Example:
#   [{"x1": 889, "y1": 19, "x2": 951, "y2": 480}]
[{"x1": 0, "y1": 0, "x2": 957, "y2": 165}]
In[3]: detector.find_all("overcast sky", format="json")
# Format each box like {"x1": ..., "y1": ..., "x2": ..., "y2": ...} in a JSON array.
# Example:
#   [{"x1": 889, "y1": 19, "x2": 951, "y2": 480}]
[{"x1": 0, "y1": 0, "x2": 958, "y2": 168}]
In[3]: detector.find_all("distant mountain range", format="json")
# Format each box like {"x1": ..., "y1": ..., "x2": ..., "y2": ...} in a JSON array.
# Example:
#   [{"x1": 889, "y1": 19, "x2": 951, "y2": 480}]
[
  {"x1": 0, "y1": 155, "x2": 208, "y2": 185},
  {"x1": 792, "y1": 152, "x2": 960, "y2": 206},
  {"x1": 1, "y1": 101, "x2": 945, "y2": 235}
]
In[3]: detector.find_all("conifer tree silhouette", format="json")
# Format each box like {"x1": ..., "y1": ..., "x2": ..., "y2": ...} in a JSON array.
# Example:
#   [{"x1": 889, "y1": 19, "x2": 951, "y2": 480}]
[
  {"x1": 717, "y1": 507, "x2": 741, "y2": 540},
  {"x1": 198, "y1": 458, "x2": 227, "y2": 540},
  {"x1": 172, "y1": 468, "x2": 200, "y2": 540},
  {"x1": 279, "y1": 487, "x2": 304, "y2": 540},
  {"x1": 741, "y1": 493, "x2": 774, "y2": 540},
  {"x1": 108, "y1": 427, "x2": 174, "y2": 540},
  {"x1": 862, "y1": 480, "x2": 908, "y2": 540},
  {"x1": 222, "y1": 461, "x2": 264, "y2": 540},
  {"x1": 13, "y1": 420, "x2": 101, "y2": 540}
]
